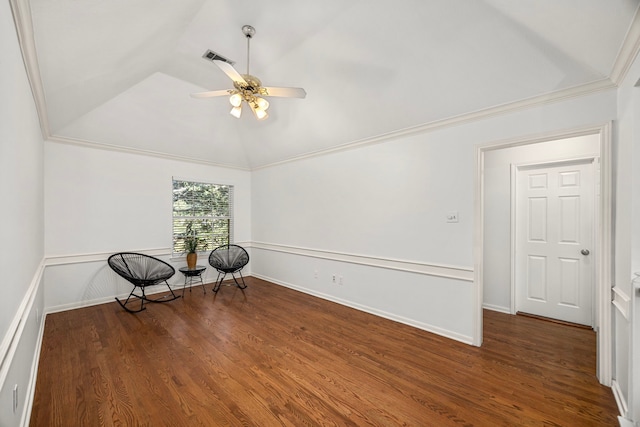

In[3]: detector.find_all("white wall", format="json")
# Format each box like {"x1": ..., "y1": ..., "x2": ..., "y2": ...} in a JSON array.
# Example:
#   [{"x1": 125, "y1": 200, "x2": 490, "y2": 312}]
[
  {"x1": 615, "y1": 42, "x2": 640, "y2": 424},
  {"x1": 0, "y1": 1, "x2": 46, "y2": 425},
  {"x1": 43, "y1": 142, "x2": 252, "y2": 311},
  {"x1": 0, "y1": 0, "x2": 44, "y2": 342},
  {"x1": 482, "y1": 134, "x2": 600, "y2": 312},
  {"x1": 633, "y1": 85, "x2": 640, "y2": 427},
  {"x1": 251, "y1": 89, "x2": 617, "y2": 345}
]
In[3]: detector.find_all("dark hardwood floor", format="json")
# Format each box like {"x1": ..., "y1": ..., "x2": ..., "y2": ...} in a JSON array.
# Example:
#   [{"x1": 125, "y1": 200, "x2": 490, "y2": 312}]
[{"x1": 30, "y1": 277, "x2": 618, "y2": 426}]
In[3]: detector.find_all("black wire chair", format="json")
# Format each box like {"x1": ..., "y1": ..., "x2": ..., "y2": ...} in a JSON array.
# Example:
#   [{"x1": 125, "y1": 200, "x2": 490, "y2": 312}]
[
  {"x1": 108, "y1": 252, "x2": 180, "y2": 313},
  {"x1": 208, "y1": 244, "x2": 249, "y2": 293}
]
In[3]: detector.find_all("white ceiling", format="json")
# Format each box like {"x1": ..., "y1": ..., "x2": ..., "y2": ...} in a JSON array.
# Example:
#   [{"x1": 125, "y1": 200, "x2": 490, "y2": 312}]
[{"x1": 20, "y1": 0, "x2": 640, "y2": 169}]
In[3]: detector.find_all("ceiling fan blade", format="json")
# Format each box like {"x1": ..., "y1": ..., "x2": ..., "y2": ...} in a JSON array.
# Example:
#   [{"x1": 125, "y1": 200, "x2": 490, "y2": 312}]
[
  {"x1": 262, "y1": 86, "x2": 307, "y2": 99},
  {"x1": 190, "y1": 89, "x2": 232, "y2": 99},
  {"x1": 213, "y1": 60, "x2": 247, "y2": 84}
]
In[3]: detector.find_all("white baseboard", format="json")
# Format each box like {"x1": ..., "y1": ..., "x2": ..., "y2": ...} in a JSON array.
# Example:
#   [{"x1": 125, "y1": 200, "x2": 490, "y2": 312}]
[
  {"x1": 482, "y1": 303, "x2": 512, "y2": 314},
  {"x1": 21, "y1": 310, "x2": 46, "y2": 427},
  {"x1": 612, "y1": 379, "x2": 628, "y2": 420},
  {"x1": 45, "y1": 283, "x2": 186, "y2": 315},
  {"x1": 617, "y1": 415, "x2": 634, "y2": 427},
  {"x1": 252, "y1": 273, "x2": 474, "y2": 345}
]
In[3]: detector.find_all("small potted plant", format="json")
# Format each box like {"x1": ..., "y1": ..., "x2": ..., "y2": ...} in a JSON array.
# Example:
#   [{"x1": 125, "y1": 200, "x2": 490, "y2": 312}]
[{"x1": 184, "y1": 233, "x2": 203, "y2": 269}]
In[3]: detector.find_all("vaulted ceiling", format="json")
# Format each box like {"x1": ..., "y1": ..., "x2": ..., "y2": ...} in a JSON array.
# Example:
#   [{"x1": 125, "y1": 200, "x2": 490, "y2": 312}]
[{"x1": 15, "y1": 0, "x2": 640, "y2": 169}]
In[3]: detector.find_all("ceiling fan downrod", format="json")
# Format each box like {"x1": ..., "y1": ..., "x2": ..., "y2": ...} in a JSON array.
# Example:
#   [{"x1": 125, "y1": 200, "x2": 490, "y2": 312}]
[{"x1": 242, "y1": 25, "x2": 255, "y2": 76}]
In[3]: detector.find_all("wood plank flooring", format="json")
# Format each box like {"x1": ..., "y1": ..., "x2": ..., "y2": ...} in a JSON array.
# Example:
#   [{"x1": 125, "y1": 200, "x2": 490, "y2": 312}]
[{"x1": 30, "y1": 277, "x2": 619, "y2": 426}]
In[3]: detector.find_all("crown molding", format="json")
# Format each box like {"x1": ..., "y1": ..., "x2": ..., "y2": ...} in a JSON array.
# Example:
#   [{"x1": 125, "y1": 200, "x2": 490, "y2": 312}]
[
  {"x1": 253, "y1": 78, "x2": 616, "y2": 170},
  {"x1": 48, "y1": 79, "x2": 615, "y2": 172},
  {"x1": 48, "y1": 79, "x2": 615, "y2": 173},
  {"x1": 9, "y1": 0, "x2": 50, "y2": 139},
  {"x1": 48, "y1": 135, "x2": 251, "y2": 171},
  {"x1": 610, "y1": 4, "x2": 640, "y2": 85}
]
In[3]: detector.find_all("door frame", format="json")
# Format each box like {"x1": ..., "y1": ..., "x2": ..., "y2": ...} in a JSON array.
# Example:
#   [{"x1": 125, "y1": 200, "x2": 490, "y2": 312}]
[
  {"x1": 474, "y1": 122, "x2": 612, "y2": 386},
  {"x1": 510, "y1": 157, "x2": 598, "y2": 325}
]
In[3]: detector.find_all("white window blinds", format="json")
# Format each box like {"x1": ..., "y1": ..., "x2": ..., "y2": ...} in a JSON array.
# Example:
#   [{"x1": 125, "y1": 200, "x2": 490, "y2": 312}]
[{"x1": 172, "y1": 179, "x2": 233, "y2": 256}]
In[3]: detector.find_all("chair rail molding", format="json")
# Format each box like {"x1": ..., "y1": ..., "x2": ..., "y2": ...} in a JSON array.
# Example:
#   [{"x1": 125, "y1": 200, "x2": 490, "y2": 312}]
[
  {"x1": 612, "y1": 286, "x2": 631, "y2": 320},
  {"x1": 45, "y1": 248, "x2": 172, "y2": 266},
  {"x1": 0, "y1": 259, "x2": 44, "y2": 390},
  {"x1": 249, "y1": 241, "x2": 474, "y2": 282}
]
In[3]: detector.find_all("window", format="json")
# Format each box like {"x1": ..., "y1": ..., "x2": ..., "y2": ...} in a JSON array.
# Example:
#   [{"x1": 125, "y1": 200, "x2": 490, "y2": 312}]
[{"x1": 172, "y1": 179, "x2": 233, "y2": 256}]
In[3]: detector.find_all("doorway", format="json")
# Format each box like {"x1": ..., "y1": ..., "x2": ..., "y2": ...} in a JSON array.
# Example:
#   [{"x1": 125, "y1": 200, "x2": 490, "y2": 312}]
[{"x1": 474, "y1": 124, "x2": 612, "y2": 386}]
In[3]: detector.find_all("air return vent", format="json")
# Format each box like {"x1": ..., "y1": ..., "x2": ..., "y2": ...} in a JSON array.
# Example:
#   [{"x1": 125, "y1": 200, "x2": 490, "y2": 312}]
[{"x1": 201, "y1": 49, "x2": 235, "y2": 65}]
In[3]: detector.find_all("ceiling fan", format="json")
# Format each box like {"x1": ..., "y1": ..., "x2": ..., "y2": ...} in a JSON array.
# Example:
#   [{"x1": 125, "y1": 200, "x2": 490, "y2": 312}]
[{"x1": 191, "y1": 25, "x2": 306, "y2": 120}]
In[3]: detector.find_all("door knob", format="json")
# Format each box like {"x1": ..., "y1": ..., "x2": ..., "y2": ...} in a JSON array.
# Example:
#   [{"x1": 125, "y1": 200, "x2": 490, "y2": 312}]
[{"x1": 581, "y1": 249, "x2": 590, "y2": 256}]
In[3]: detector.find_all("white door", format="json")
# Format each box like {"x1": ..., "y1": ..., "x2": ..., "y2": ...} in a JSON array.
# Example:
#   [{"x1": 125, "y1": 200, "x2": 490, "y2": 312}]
[{"x1": 515, "y1": 159, "x2": 595, "y2": 326}]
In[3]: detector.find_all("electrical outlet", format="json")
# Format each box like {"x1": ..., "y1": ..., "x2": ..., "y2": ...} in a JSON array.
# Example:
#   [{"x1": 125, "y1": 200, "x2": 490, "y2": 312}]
[
  {"x1": 314, "y1": 270, "x2": 318, "y2": 279},
  {"x1": 339, "y1": 276, "x2": 343, "y2": 286},
  {"x1": 332, "y1": 274, "x2": 336, "y2": 283},
  {"x1": 446, "y1": 211, "x2": 459, "y2": 223}
]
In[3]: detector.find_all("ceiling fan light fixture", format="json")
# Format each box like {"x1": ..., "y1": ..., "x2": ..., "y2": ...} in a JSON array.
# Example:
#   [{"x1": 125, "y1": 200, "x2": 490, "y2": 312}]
[
  {"x1": 229, "y1": 93, "x2": 243, "y2": 107},
  {"x1": 254, "y1": 108, "x2": 268, "y2": 120},
  {"x1": 255, "y1": 97, "x2": 269, "y2": 111},
  {"x1": 230, "y1": 106, "x2": 242, "y2": 118}
]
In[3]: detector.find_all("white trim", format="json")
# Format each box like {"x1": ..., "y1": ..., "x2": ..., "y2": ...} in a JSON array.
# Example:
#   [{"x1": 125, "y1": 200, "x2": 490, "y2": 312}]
[
  {"x1": 612, "y1": 379, "x2": 629, "y2": 420},
  {"x1": 479, "y1": 126, "x2": 607, "y2": 153},
  {"x1": 251, "y1": 241, "x2": 474, "y2": 282},
  {"x1": 0, "y1": 260, "x2": 44, "y2": 390},
  {"x1": 598, "y1": 122, "x2": 613, "y2": 386},
  {"x1": 610, "y1": 5, "x2": 640, "y2": 85},
  {"x1": 44, "y1": 243, "x2": 252, "y2": 267},
  {"x1": 617, "y1": 416, "x2": 635, "y2": 427},
  {"x1": 21, "y1": 310, "x2": 46, "y2": 427},
  {"x1": 44, "y1": 285, "x2": 177, "y2": 315},
  {"x1": 510, "y1": 164, "x2": 518, "y2": 315},
  {"x1": 475, "y1": 122, "x2": 613, "y2": 386},
  {"x1": 27, "y1": 70, "x2": 616, "y2": 174},
  {"x1": 473, "y1": 144, "x2": 485, "y2": 346},
  {"x1": 254, "y1": 80, "x2": 616, "y2": 171},
  {"x1": 252, "y1": 272, "x2": 474, "y2": 345},
  {"x1": 514, "y1": 156, "x2": 599, "y2": 170},
  {"x1": 612, "y1": 287, "x2": 631, "y2": 320},
  {"x1": 8, "y1": 0, "x2": 50, "y2": 139},
  {"x1": 42, "y1": 83, "x2": 616, "y2": 172},
  {"x1": 48, "y1": 136, "x2": 251, "y2": 171},
  {"x1": 45, "y1": 248, "x2": 171, "y2": 266},
  {"x1": 482, "y1": 303, "x2": 511, "y2": 314}
]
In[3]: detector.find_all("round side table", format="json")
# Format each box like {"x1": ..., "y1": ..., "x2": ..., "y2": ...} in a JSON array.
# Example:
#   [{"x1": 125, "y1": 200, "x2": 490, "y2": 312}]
[{"x1": 179, "y1": 265, "x2": 207, "y2": 295}]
